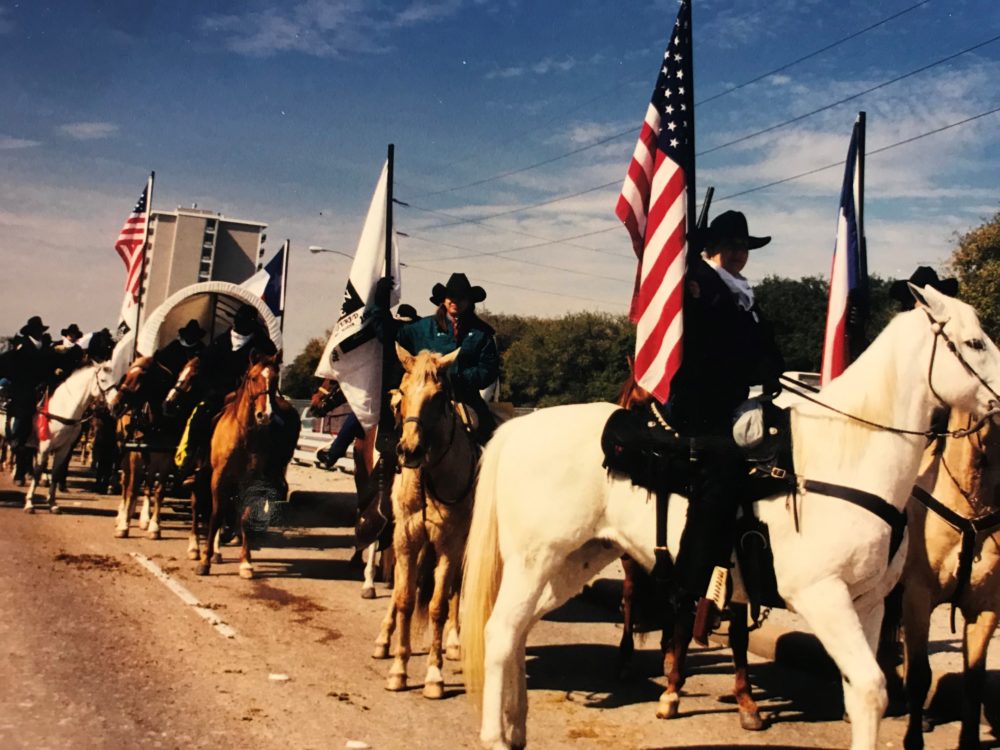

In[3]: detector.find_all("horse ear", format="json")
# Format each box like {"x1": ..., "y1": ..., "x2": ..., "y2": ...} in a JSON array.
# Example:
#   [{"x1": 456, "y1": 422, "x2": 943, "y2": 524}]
[
  {"x1": 909, "y1": 282, "x2": 950, "y2": 320},
  {"x1": 396, "y1": 342, "x2": 415, "y2": 372},
  {"x1": 626, "y1": 354, "x2": 635, "y2": 376},
  {"x1": 249, "y1": 348, "x2": 263, "y2": 365},
  {"x1": 438, "y1": 348, "x2": 460, "y2": 369}
]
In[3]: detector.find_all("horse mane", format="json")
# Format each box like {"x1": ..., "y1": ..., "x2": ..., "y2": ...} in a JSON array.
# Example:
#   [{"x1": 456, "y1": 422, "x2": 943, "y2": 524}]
[{"x1": 407, "y1": 351, "x2": 447, "y2": 387}]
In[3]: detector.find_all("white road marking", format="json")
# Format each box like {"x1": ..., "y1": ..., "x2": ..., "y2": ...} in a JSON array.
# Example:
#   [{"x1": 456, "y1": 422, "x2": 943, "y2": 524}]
[{"x1": 129, "y1": 552, "x2": 239, "y2": 640}]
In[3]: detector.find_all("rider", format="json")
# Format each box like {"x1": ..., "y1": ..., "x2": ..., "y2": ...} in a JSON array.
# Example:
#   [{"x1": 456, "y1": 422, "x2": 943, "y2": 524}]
[
  {"x1": 663, "y1": 210, "x2": 785, "y2": 645},
  {"x1": 889, "y1": 266, "x2": 959, "y2": 311},
  {"x1": 0, "y1": 316, "x2": 55, "y2": 485},
  {"x1": 396, "y1": 273, "x2": 500, "y2": 444},
  {"x1": 50, "y1": 324, "x2": 86, "y2": 387},
  {"x1": 174, "y1": 304, "x2": 276, "y2": 485},
  {"x1": 153, "y1": 319, "x2": 207, "y2": 376}
]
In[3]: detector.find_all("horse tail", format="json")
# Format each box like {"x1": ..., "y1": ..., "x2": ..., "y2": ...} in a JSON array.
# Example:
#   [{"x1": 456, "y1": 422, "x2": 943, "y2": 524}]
[{"x1": 460, "y1": 429, "x2": 505, "y2": 703}]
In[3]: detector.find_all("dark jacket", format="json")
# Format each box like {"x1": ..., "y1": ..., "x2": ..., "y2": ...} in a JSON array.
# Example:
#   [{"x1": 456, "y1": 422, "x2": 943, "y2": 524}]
[
  {"x1": 153, "y1": 338, "x2": 206, "y2": 379},
  {"x1": 0, "y1": 337, "x2": 55, "y2": 412},
  {"x1": 396, "y1": 308, "x2": 499, "y2": 403},
  {"x1": 50, "y1": 343, "x2": 85, "y2": 387},
  {"x1": 665, "y1": 257, "x2": 784, "y2": 435},
  {"x1": 202, "y1": 328, "x2": 276, "y2": 400}
]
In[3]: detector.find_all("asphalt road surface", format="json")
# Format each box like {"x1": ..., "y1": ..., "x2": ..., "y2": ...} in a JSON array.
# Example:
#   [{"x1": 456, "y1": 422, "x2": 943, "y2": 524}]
[{"x1": 0, "y1": 459, "x2": 982, "y2": 749}]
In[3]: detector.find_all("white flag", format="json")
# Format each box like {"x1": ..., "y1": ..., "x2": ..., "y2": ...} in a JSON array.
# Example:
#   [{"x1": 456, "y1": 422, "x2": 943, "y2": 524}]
[{"x1": 314, "y1": 160, "x2": 401, "y2": 430}]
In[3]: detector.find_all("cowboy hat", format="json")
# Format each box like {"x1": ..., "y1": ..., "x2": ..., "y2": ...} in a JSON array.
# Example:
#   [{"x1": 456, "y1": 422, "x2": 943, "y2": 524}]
[
  {"x1": 430, "y1": 273, "x2": 487, "y2": 305},
  {"x1": 19, "y1": 315, "x2": 48, "y2": 339},
  {"x1": 178, "y1": 318, "x2": 207, "y2": 344},
  {"x1": 61, "y1": 323, "x2": 83, "y2": 340},
  {"x1": 889, "y1": 266, "x2": 959, "y2": 309},
  {"x1": 700, "y1": 210, "x2": 771, "y2": 250},
  {"x1": 395, "y1": 304, "x2": 419, "y2": 323}
]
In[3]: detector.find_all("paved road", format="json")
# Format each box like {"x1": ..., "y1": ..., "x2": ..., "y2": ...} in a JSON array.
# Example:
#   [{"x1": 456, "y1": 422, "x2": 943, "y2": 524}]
[{"x1": 0, "y1": 460, "x2": 984, "y2": 749}]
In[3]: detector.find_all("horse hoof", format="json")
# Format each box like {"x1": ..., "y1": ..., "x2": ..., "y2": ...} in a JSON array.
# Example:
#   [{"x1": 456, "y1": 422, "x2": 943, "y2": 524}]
[
  {"x1": 195, "y1": 563, "x2": 211, "y2": 576},
  {"x1": 24, "y1": 505, "x2": 34, "y2": 514},
  {"x1": 656, "y1": 695, "x2": 680, "y2": 720},
  {"x1": 49, "y1": 505, "x2": 61, "y2": 514},
  {"x1": 385, "y1": 674, "x2": 407, "y2": 692},
  {"x1": 139, "y1": 520, "x2": 149, "y2": 530},
  {"x1": 445, "y1": 644, "x2": 461, "y2": 662},
  {"x1": 212, "y1": 553, "x2": 223, "y2": 564},
  {"x1": 361, "y1": 586, "x2": 376, "y2": 600},
  {"x1": 114, "y1": 528, "x2": 129, "y2": 539},
  {"x1": 239, "y1": 565, "x2": 254, "y2": 580},
  {"x1": 372, "y1": 643, "x2": 390, "y2": 660},
  {"x1": 187, "y1": 548, "x2": 200, "y2": 561},
  {"x1": 422, "y1": 681, "x2": 444, "y2": 700},
  {"x1": 739, "y1": 709, "x2": 765, "y2": 731},
  {"x1": 148, "y1": 529, "x2": 161, "y2": 540}
]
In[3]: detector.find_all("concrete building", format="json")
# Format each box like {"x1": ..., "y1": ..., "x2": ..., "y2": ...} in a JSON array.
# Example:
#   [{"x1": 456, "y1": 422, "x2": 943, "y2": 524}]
[{"x1": 140, "y1": 207, "x2": 267, "y2": 328}]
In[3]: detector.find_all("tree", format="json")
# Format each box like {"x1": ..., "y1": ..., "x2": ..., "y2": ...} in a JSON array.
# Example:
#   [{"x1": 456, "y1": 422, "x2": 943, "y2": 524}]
[
  {"x1": 281, "y1": 335, "x2": 326, "y2": 398},
  {"x1": 948, "y1": 211, "x2": 1000, "y2": 342}
]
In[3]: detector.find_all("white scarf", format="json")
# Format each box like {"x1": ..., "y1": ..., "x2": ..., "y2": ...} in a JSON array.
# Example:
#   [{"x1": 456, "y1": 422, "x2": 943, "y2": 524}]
[
  {"x1": 28, "y1": 336, "x2": 43, "y2": 350},
  {"x1": 706, "y1": 256, "x2": 755, "y2": 312},
  {"x1": 230, "y1": 330, "x2": 253, "y2": 350}
]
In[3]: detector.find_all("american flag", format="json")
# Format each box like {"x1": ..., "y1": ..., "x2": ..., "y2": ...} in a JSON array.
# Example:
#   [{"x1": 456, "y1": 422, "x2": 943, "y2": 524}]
[
  {"x1": 820, "y1": 113, "x2": 867, "y2": 384},
  {"x1": 115, "y1": 179, "x2": 151, "y2": 304},
  {"x1": 615, "y1": 0, "x2": 695, "y2": 403}
]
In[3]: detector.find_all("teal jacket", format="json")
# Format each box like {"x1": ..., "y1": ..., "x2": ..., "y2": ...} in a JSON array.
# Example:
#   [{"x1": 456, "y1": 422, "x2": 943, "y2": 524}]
[{"x1": 396, "y1": 311, "x2": 499, "y2": 401}]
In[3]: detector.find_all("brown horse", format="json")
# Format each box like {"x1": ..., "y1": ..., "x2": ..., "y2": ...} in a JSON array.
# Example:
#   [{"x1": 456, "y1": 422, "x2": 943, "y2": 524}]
[
  {"x1": 194, "y1": 354, "x2": 300, "y2": 578},
  {"x1": 615, "y1": 364, "x2": 764, "y2": 731},
  {"x1": 899, "y1": 408, "x2": 1000, "y2": 750},
  {"x1": 372, "y1": 345, "x2": 475, "y2": 699}
]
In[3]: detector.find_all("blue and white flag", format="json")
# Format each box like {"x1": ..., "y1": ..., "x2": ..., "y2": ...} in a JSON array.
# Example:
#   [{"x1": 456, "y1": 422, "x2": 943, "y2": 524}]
[
  {"x1": 243, "y1": 240, "x2": 288, "y2": 317},
  {"x1": 821, "y1": 112, "x2": 868, "y2": 385}
]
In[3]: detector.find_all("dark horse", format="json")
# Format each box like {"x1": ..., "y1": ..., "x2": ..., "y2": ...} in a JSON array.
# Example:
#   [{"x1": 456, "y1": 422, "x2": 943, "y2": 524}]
[
  {"x1": 194, "y1": 354, "x2": 300, "y2": 578},
  {"x1": 615, "y1": 364, "x2": 765, "y2": 731}
]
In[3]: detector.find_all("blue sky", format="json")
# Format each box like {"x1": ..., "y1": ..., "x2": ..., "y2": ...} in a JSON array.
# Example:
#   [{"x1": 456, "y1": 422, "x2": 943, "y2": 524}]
[{"x1": 2, "y1": 0, "x2": 999, "y2": 358}]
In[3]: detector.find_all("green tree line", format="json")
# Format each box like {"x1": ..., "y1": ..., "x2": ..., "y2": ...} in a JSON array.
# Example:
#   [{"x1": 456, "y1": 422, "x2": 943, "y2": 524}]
[{"x1": 283, "y1": 212, "x2": 1000, "y2": 407}]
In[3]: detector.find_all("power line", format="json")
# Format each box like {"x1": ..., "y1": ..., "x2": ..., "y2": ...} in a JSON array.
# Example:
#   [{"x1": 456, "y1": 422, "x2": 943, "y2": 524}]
[{"x1": 408, "y1": 0, "x2": 936, "y2": 200}]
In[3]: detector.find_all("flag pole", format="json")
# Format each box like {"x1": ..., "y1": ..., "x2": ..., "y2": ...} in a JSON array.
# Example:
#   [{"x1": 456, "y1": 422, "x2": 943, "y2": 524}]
[
  {"x1": 686, "y1": 0, "x2": 697, "y2": 249},
  {"x1": 279, "y1": 239, "x2": 290, "y2": 338},
  {"x1": 377, "y1": 144, "x2": 396, "y2": 452},
  {"x1": 131, "y1": 170, "x2": 154, "y2": 360}
]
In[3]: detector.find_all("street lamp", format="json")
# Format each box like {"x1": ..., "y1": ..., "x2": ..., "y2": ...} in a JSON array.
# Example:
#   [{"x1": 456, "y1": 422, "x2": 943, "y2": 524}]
[{"x1": 308, "y1": 246, "x2": 354, "y2": 259}]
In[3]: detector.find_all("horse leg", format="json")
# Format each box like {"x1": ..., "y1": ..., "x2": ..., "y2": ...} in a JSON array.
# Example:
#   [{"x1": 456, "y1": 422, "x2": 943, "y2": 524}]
[
  {"x1": 793, "y1": 579, "x2": 887, "y2": 750},
  {"x1": 187, "y1": 479, "x2": 201, "y2": 560},
  {"x1": 902, "y1": 586, "x2": 934, "y2": 750},
  {"x1": 361, "y1": 541, "x2": 378, "y2": 599},
  {"x1": 386, "y1": 548, "x2": 416, "y2": 692},
  {"x1": 730, "y1": 602, "x2": 764, "y2": 730},
  {"x1": 238, "y1": 504, "x2": 254, "y2": 580},
  {"x1": 877, "y1": 585, "x2": 906, "y2": 713},
  {"x1": 23, "y1": 448, "x2": 42, "y2": 513},
  {"x1": 372, "y1": 597, "x2": 396, "y2": 660},
  {"x1": 445, "y1": 591, "x2": 462, "y2": 661},
  {"x1": 48, "y1": 444, "x2": 72, "y2": 512},
  {"x1": 114, "y1": 454, "x2": 140, "y2": 538},
  {"x1": 958, "y1": 609, "x2": 997, "y2": 750},
  {"x1": 618, "y1": 555, "x2": 637, "y2": 680},
  {"x1": 147, "y1": 470, "x2": 164, "y2": 540},
  {"x1": 657, "y1": 600, "x2": 693, "y2": 720},
  {"x1": 422, "y1": 552, "x2": 456, "y2": 699},
  {"x1": 139, "y1": 491, "x2": 151, "y2": 530},
  {"x1": 197, "y1": 475, "x2": 225, "y2": 576}
]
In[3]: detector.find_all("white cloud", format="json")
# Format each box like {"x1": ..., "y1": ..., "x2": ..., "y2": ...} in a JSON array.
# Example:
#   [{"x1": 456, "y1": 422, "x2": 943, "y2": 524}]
[
  {"x1": 0, "y1": 134, "x2": 41, "y2": 150},
  {"x1": 58, "y1": 122, "x2": 119, "y2": 141},
  {"x1": 486, "y1": 55, "x2": 578, "y2": 79}
]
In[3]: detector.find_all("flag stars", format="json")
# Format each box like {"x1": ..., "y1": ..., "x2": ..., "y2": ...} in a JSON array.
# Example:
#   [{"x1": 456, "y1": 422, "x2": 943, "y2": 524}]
[
  {"x1": 669, "y1": 138, "x2": 679, "y2": 148},
  {"x1": 667, "y1": 121, "x2": 677, "y2": 131},
  {"x1": 665, "y1": 104, "x2": 674, "y2": 114}
]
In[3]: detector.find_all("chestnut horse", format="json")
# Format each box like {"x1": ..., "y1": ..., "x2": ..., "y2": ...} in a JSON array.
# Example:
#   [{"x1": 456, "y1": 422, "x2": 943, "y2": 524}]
[
  {"x1": 195, "y1": 355, "x2": 300, "y2": 578},
  {"x1": 899, "y1": 407, "x2": 1000, "y2": 750},
  {"x1": 372, "y1": 345, "x2": 475, "y2": 699}
]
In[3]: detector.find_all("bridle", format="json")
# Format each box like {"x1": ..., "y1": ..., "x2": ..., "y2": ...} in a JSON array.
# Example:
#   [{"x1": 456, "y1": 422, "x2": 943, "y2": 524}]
[{"x1": 779, "y1": 307, "x2": 1000, "y2": 439}]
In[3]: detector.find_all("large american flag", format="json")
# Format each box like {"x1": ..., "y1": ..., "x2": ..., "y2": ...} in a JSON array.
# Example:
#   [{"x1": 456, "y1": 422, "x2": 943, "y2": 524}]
[
  {"x1": 615, "y1": 0, "x2": 695, "y2": 403},
  {"x1": 820, "y1": 113, "x2": 867, "y2": 385},
  {"x1": 115, "y1": 179, "x2": 151, "y2": 305}
]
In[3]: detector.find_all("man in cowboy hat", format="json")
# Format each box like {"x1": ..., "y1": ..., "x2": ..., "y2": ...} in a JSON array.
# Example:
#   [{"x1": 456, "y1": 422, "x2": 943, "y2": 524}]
[
  {"x1": 153, "y1": 319, "x2": 208, "y2": 377},
  {"x1": 50, "y1": 323, "x2": 87, "y2": 386},
  {"x1": 396, "y1": 273, "x2": 499, "y2": 443},
  {"x1": 662, "y1": 210, "x2": 785, "y2": 644},
  {"x1": 889, "y1": 266, "x2": 959, "y2": 311},
  {"x1": 0, "y1": 316, "x2": 55, "y2": 484}
]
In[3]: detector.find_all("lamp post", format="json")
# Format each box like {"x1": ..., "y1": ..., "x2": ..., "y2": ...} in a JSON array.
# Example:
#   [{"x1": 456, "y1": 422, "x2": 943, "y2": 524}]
[{"x1": 308, "y1": 246, "x2": 354, "y2": 259}]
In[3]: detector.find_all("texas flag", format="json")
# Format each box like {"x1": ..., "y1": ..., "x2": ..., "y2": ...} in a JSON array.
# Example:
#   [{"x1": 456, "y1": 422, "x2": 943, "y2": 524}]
[
  {"x1": 243, "y1": 240, "x2": 289, "y2": 318},
  {"x1": 821, "y1": 113, "x2": 868, "y2": 385}
]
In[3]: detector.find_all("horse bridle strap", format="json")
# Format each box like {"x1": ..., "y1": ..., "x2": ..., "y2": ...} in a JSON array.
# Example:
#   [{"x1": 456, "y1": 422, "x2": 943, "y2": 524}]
[
  {"x1": 910, "y1": 484, "x2": 1000, "y2": 631},
  {"x1": 801, "y1": 479, "x2": 907, "y2": 564}
]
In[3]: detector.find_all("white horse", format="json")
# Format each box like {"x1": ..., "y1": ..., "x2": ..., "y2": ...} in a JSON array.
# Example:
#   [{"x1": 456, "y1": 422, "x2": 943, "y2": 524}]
[
  {"x1": 460, "y1": 286, "x2": 1000, "y2": 750},
  {"x1": 24, "y1": 362, "x2": 115, "y2": 513}
]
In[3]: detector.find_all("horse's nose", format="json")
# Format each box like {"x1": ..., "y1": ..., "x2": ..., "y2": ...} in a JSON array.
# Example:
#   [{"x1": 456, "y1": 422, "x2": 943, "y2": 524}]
[{"x1": 255, "y1": 410, "x2": 270, "y2": 425}]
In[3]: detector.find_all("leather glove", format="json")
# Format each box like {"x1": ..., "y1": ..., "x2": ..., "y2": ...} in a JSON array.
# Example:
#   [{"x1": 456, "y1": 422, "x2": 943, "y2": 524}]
[
  {"x1": 374, "y1": 276, "x2": 394, "y2": 299},
  {"x1": 762, "y1": 377, "x2": 782, "y2": 400}
]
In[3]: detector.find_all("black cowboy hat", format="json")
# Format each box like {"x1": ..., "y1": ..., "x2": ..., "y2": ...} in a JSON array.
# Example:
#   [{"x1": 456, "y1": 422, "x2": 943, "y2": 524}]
[
  {"x1": 889, "y1": 266, "x2": 959, "y2": 309},
  {"x1": 395, "y1": 303, "x2": 419, "y2": 323},
  {"x1": 430, "y1": 273, "x2": 487, "y2": 305},
  {"x1": 19, "y1": 315, "x2": 48, "y2": 339},
  {"x1": 233, "y1": 303, "x2": 260, "y2": 324},
  {"x1": 700, "y1": 210, "x2": 771, "y2": 250},
  {"x1": 61, "y1": 323, "x2": 83, "y2": 340},
  {"x1": 178, "y1": 318, "x2": 207, "y2": 343}
]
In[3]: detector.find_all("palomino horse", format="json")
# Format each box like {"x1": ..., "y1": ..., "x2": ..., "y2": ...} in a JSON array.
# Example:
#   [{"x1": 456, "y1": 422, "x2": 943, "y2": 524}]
[
  {"x1": 372, "y1": 345, "x2": 476, "y2": 699},
  {"x1": 195, "y1": 354, "x2": 300, "y2": 579},
  {"x1": 111, "y1": 356, "x2": 201, "y2": 540},
  {"x1": 900, "y1": 407, "x2": 1000, "y2": 750},
  {"x1": 460, "y1": 287, "x2": 1000, "y2": 750},
  {"x1": 24, "y1": 361, "x2": 114, "y2": 513}
]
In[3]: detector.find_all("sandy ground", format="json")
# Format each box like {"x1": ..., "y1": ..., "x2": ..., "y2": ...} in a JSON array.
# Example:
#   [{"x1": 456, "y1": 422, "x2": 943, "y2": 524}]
[{"x1": 0, "y1": 458, "x2": 993, "y2": 749}]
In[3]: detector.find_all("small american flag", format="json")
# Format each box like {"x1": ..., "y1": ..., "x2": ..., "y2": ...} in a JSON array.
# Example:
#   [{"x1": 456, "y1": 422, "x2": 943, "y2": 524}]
[
  {"x1": 116, "y1": 179, "x2": 151, "y2": 304},
  {"x1": 615, "y1": 0, "x2": 695, "y2": 403}
]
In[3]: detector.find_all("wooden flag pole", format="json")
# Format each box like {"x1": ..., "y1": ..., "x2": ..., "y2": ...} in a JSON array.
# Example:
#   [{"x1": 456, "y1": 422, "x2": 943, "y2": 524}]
[{"x1": 131, "y1": 170, "x2": 154, "y2": 360}]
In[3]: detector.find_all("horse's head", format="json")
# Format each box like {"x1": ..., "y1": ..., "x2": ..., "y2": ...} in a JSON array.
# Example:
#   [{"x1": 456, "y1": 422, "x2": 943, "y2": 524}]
[
  {"x1": 911, "y1": 284, "x2": 1000, "y2": 418},
  {"x1": 163, "y1": 356, "x2": 202, "y2": 416},
  {"x1": 111, "y1": 357, "x2": 151, "y2": 417},
  {"x1": 244, "y1": 353, "x2": 280, "y2": 426},
  {"x1": 310, "y1": 378, "x2": 344, "y2": 417},
  {"x1": 395, "y1": 343, "x2": 460, "y2": 469}
]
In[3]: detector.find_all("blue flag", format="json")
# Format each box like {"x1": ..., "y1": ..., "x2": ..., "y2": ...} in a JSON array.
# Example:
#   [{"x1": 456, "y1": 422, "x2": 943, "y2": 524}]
[{"x1": 244, "y1": 241, "x2": 288, "y2": 317}]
